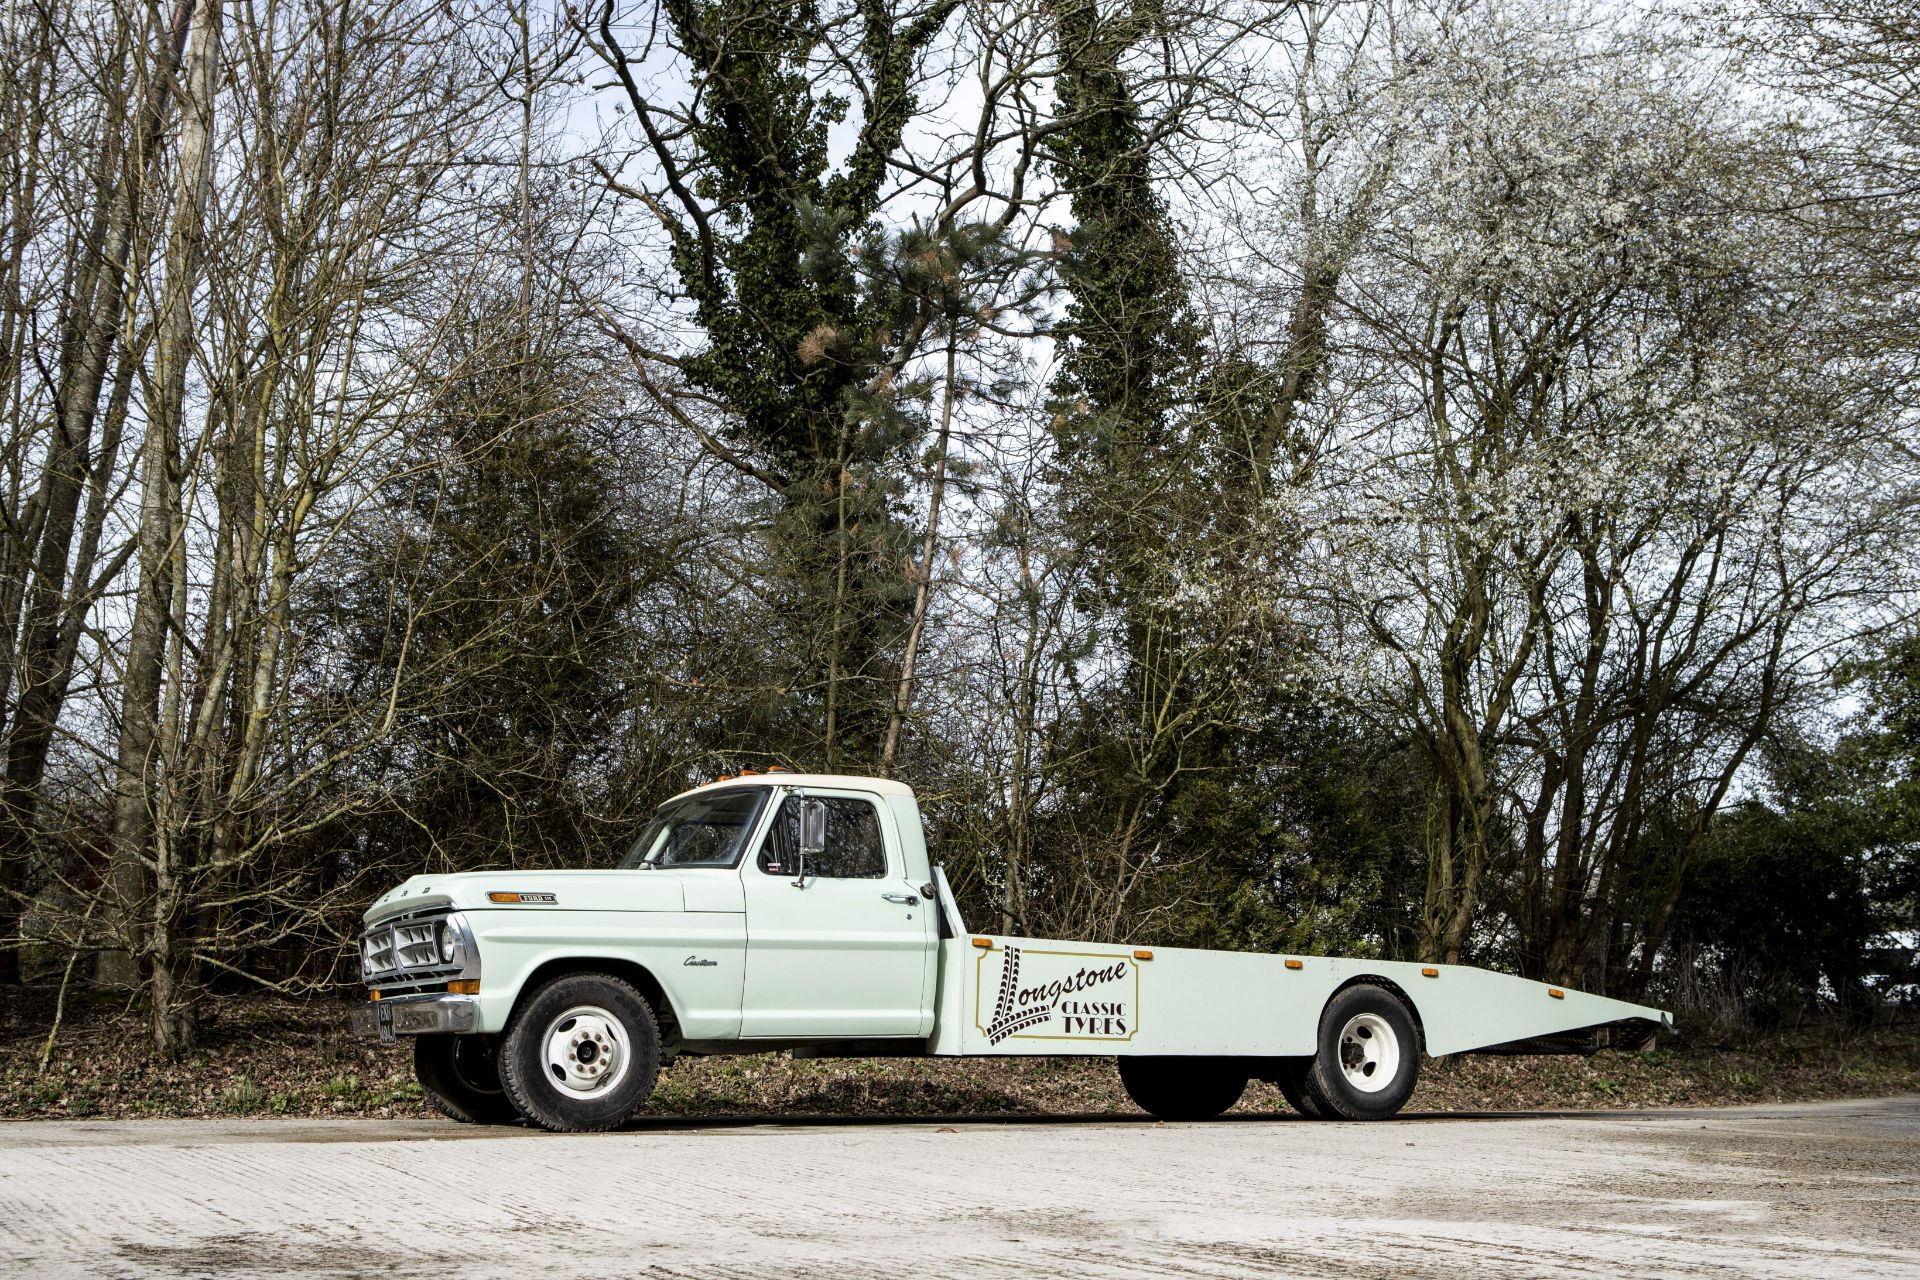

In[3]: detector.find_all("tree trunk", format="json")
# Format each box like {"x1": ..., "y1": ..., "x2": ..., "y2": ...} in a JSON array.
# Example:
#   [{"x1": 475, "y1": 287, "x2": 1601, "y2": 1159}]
[
  {"x1": 880, "y1": 344, "x2": 957, "y2": 774},
  {"x1": 0, "y1": 1, "x2": 190, "y2": 985},
  {"x1": 101, "y1": 0, "x2": 222, "y2": 1020}
]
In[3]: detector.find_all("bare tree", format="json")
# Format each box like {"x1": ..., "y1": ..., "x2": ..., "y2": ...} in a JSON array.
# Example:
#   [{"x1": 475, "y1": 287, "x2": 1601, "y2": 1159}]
[{"x1": 1312, "y1": 11, "x2": 1914, "y2": 978}]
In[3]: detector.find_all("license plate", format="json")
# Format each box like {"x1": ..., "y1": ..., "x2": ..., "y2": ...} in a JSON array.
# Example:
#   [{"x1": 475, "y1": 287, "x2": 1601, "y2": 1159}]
[{"x1": 376, "y1": 1002, "x2": 395, "y2": 1043}]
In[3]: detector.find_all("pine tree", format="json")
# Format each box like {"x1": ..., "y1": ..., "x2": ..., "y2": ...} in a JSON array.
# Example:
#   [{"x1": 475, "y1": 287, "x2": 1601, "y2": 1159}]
[{"x1": 327, "y1": 311, "x2": 638, "y2": 871}]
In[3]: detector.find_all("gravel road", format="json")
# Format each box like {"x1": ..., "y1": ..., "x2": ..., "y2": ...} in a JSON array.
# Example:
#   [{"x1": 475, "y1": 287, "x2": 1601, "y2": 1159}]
[{"x1": 2, "y1": 1096, "x2": 1915, "y2": 1278}]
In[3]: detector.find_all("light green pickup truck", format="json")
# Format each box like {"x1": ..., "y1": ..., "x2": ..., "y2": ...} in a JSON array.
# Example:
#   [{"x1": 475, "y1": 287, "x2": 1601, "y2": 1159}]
[{"x1": 350, "y1": 771, "x2": 1669, "y2": 1131}]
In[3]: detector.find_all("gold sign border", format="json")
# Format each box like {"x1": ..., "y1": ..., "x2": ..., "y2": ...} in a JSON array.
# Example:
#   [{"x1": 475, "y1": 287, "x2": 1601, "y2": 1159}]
[{"x1": 973, "y1": 944, "x2": 1141, "y2": 1043}]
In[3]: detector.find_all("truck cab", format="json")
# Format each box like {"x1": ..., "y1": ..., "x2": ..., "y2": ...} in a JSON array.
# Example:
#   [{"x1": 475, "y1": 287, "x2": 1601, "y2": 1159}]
[{"x1": 354, "y1": 775, "x2": 939, "y2": 1044}]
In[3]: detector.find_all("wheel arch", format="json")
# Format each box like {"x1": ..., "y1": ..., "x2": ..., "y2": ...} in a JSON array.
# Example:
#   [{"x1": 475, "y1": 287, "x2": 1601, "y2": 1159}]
[{"x1": 510, "y1": 955, "x2": 683, "y2": 1046}]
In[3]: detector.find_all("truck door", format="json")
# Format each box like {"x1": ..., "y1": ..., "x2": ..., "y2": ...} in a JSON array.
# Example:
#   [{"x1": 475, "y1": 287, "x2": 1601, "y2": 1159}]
[{"x1": 740, "y1": 790, "x2": 933, "y2": 1038}]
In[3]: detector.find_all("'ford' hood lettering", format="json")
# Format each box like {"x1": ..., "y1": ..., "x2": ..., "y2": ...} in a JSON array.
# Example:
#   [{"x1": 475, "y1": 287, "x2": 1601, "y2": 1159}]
[{"x1": 364, "y1": 870, "x2": 693, "y2": 925}]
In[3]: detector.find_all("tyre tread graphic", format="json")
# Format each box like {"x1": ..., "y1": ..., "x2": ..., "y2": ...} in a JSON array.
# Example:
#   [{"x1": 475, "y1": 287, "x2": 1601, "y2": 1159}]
[{"x1": 984, "y1": 946, "x2": 1048, "y2": 1044}]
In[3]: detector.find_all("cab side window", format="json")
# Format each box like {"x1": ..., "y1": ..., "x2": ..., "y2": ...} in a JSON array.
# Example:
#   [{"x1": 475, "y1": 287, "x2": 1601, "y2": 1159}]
[{"x1": 756, "y1": 797, "x2": 887, "y2": 878}]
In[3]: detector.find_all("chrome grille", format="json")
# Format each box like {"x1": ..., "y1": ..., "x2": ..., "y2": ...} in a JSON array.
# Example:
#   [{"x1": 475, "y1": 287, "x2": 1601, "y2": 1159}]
[{"x1": 359, "y1": 911, "x2": 462, "y2": 987}]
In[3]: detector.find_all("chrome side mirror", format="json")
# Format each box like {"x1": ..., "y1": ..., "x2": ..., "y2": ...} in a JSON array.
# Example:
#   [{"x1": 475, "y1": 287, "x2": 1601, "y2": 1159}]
[
  {"x1": 793, "y1": 798, "x2": 828, "y2": 888},
  {"x1": 799, "y1": 799, "x2": 828, "y2": 855}
]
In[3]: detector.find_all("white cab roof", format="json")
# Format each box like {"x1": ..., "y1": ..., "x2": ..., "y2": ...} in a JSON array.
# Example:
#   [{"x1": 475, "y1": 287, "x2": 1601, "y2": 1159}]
[{"x1": 664, "y1": 772, "x2": 916, "y2": 806}]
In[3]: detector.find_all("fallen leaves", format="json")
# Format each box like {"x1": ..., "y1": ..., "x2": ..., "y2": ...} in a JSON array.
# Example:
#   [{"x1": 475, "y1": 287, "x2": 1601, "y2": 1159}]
[{"x1": 2, "y1": 990, "x2": 1915, "y2": 1123}]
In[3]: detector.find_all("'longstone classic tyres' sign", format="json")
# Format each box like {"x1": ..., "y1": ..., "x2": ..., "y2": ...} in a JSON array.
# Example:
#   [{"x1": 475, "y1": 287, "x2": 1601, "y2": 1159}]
[{"x1": 975, "y1": 944, "x2": 1141, "y2": 1045}]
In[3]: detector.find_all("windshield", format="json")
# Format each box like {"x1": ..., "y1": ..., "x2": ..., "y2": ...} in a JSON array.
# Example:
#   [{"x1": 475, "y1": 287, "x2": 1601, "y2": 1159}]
[{"x1": 619, "y1": 789, "x2": 766, "y2": 869}]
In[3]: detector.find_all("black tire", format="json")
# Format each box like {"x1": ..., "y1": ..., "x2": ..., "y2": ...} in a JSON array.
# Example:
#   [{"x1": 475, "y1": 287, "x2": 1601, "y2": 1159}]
[
  {"x1": 1117, "y1": 1056, "x2": 1248, "y2": 1121},
  {"x1": 498, "y1": 973, "x2": 661, "y2": 1132},
  {"x1": 1304, "y1": 983, "x2": 1422, "y2": 1120},
  {"x1": 414, "y1": 1035, "x2": 518, "y2": 1125},
  {"x1": 1269, "y1": 1056, "x2": 1328, "y2": 1119}
]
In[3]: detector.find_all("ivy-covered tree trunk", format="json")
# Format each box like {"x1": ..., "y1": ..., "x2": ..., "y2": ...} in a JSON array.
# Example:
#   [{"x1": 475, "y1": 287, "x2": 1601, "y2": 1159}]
[
  {"x1": 1042, "y1": 0, "x2": 1206, "y2": 893},
  {"x1": 1047, "y1": 0, "x2": 1199, "y2": 646},
  {"x1": 592, "y1": 0, "x2": 963, "y2": 768}
]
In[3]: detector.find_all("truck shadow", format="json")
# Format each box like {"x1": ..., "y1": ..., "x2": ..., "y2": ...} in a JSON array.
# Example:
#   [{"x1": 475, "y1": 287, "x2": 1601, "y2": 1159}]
[{"x1": 607, "y1": 1108, "x2": 1611, "y2": 1132}]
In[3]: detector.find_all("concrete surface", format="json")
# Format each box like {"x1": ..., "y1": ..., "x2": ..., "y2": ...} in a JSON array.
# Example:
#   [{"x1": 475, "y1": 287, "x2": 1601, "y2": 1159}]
[{"x1": 1, "y1": 1097, "x2": 1916, "y2": 1278}]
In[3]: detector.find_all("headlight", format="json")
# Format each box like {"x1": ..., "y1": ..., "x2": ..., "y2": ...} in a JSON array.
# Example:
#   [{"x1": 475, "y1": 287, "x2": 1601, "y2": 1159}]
[{"x1": 438, "y1": 923, "x2": 458, "y2": 963}]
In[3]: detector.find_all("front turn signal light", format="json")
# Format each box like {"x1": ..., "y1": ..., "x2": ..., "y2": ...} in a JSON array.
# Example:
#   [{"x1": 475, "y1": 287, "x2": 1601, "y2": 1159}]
[{"x1": 446, "y1": 980, "x2": 480, "y2": 995}]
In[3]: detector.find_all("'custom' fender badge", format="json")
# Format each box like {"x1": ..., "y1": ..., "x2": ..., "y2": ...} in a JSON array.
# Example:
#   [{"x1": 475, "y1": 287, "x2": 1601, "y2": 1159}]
[{"x1": 684, "y1": 956, "x2": 718, "y2": 967}]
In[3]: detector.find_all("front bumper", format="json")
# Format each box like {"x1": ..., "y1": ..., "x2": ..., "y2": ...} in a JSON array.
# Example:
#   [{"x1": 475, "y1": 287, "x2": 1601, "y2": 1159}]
[{"x1": 348, "y1": 995, "x2": 478, "y2": 1042}]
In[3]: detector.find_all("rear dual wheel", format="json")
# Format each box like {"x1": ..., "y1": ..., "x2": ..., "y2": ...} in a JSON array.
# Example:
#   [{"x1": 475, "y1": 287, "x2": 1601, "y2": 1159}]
[
  {"x1": 1120, "y1": 986, "x2": 1421, "y2": 1122},
  {"x1": 1294, "y1": 983, "x2": 1422, "y2": 1120},
  {"x1": 1269, "y1": 1057, "x2": 1326, "y2": 1118}
]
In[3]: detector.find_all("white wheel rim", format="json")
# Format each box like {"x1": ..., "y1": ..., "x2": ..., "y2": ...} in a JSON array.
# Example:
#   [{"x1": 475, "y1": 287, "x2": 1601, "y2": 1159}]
[
  {"x1": 542, "y1": 1006, "x2": 631, "y2": 1097},
  {"x1": 1337, "y1": 1012, "x2": 1401, "y2": 1094}
]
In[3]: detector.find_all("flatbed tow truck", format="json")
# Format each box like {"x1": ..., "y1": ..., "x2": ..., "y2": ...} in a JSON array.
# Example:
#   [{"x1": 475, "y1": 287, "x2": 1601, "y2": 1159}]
[{"x1": 350, "y1": 772, "x2": 1670, "y2": 1131}]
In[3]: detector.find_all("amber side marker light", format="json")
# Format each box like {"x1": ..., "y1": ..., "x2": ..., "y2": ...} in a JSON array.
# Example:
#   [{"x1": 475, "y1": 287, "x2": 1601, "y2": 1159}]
[
  {"x1": 489, "y1": 891, "x2": 522, "y2": 903},
  {"x1": 1548, "y1": 988, "x2": 1566, "y2": 999},
  {"x1": 446, "y1": 980, "x2": 480, "y2": 996},
  {"x1": 971, "y1": 937, "x2": 993, "y2": 949},
  {"x1": 1421, "y1": 967, "x2": 1440, "y2": 978},
  {"x1": 1133, "y1": 949, "x2": 1154, "y2": 961},
  {"x1": 1284, "y1": 959, "x2": 1304, "y2": 970}
]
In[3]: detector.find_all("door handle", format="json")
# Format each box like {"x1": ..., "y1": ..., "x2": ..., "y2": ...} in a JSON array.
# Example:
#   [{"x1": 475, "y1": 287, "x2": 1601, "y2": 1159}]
[{"x1": 882, "y1": 892, "x2": 919, "y2": 906}]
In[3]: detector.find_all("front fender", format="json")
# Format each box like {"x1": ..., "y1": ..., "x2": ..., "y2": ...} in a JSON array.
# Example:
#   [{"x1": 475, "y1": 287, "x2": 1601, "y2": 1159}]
[{"x1": 467, "y1": 910, "x2": 747, "y2": 1039}]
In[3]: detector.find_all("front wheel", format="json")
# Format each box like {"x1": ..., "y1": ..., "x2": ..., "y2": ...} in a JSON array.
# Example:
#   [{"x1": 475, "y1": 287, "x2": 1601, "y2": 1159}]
[
  {"x1": 1117, "y1": 1056, "x2": 1248, "y2": 1120},
  {"x1": 1303, "y1": 983, "x2": 1422, "y2": 1120},
  {"x1": 498, "y1": 973, "x2": 661, "y2": 1132}
]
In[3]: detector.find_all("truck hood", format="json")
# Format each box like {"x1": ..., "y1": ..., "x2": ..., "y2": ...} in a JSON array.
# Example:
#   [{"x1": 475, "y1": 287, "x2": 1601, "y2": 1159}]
[{"x1": 364, "y1": 868, "x2": 702, "y2": 925}]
